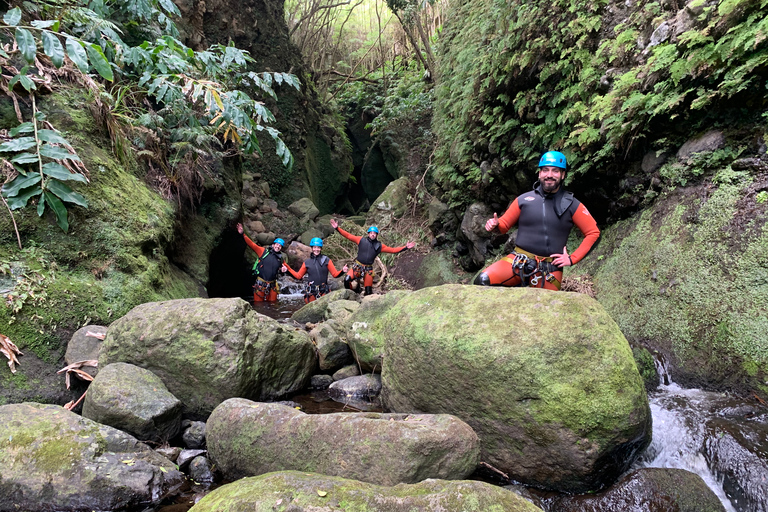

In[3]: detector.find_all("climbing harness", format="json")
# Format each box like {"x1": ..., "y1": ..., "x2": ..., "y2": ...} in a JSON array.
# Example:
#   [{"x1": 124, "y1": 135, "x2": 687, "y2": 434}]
[
  {"x1": 253, "y1": 276, "x2": 278, "y2": 298},
  {"x1": 503, "y1": 247, "x2": 561, "y2": 290},
  {"x1": 304, "y1": 282, "x2": 329, "y2": 302}
]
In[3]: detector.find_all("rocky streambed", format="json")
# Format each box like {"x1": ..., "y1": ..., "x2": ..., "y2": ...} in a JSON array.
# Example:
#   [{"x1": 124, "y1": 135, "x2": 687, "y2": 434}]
[{"x1": 2, "y1": 286, "x2": 765, "y2": 511}]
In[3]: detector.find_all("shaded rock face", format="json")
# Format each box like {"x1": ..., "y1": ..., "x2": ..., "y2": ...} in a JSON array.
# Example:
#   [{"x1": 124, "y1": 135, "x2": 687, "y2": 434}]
[
  {"x1": 0, "y1": 403, "x2": 183, "y2": 512},
  {"x1": 544, "y1": 468, "x2": 726, "y2": 512},
  {"x1": 100, "y1": 298, "x2": 316, "y2": 416},
  {"x1": 206, "y1": 398, "x2": 480, "y2": 485},
  {"x1": 379, "y1": 285, "x2": 652, "y2": 493},
  {"x1": 189, "y1": 471, "x2": 544, "y2": 511},
  {"x1": 310, "y1": 321, "x2": 352, "y2": 372},
  {"x1": 82, "y1": 362, "x2": 182, "y2": 443}
]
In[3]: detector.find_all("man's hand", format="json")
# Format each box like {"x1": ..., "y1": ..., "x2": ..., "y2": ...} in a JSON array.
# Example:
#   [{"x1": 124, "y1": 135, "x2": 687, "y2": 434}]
[
  {"x1": 485, "y1": 213, "x2": 499, "y2": 232},
  {"x1": 330, "y1": 218, "x2": 338, "y2": 229},
  {"x1": 550, "y1": 246, "x2": 572, "y2": 268},
  {"x1": 281, "y1": 264, "x2": 288, "y2": 273},
  {"x1": 406, "y1": 242, "x2": 416, "y2": 249},
  {"x1": 236, "y1": 223, "x2": 244, "y2": 235},
  {"x1": 342, "y1": 264, "x2": 349, "y2": 273}
]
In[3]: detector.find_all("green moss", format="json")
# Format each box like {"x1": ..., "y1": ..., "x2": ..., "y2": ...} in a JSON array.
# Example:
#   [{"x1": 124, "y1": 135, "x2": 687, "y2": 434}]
[
  {"x1": 572, "y1": 176, "x2": 768, "y2": 396},
  {"x1": 33, "y1": 437, "x2": 83, "y2": 473}
]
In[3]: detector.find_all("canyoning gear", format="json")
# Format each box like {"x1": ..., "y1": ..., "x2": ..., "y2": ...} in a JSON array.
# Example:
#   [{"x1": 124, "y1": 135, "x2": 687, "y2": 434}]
[
  {"x1": 495, "y1": 184, "x2": 599, "y2": 264},
  {"x1": 309, "y1": 237, "x2": 323, "y2": 247},
  {"x1": 367, "y1": 226, "x2": 379, "y2": 234},
  {"x1": 364, "y1": 286, "x2": 373, "y2": 296},
  {"x1": 476, "y1": 181, "x2": 600, "y2": 291},
  {"x1": 273, "y1": 238, "x2": 285, "y2": 247},
  {"x1": 242, "y1": 233, "x2": 287, "y2": 302},
  {"x1": 253, "y1": 276, "x2": 279, "y2": 302},
  {"x1": 538, "y1": 151, "x2": 567, "y2": 170},
  {"x1": 284, "y1": 253, "x2": 345, "y2": 302},
  {"x1": 335, "y1": 225, "x2": 409, "y2": 291}
]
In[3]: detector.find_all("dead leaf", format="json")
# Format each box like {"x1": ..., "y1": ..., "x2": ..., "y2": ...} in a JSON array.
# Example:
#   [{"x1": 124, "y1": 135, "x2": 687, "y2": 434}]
[
  {"x1": 316, "y1": 490, "x2": 328, "y2": 497},
  {"x1": 0, "y1": 333, "x2": 23, "y2": 373},
  {"x1": 85, "y1": 331, "x2": 106, "y2": 340}
]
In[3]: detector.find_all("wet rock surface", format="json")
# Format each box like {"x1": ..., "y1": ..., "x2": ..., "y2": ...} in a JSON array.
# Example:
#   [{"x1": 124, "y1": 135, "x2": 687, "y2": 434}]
[{"x1": 206, "y1": 398, "x2": 480, "y2": 485}]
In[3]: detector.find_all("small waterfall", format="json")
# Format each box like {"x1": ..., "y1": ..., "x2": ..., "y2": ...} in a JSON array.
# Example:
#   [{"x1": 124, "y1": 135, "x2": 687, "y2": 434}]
[
  {"x1": 631, "y1": 351, "x2": 768, "y2": 512},
  {"x1": 634, "y1": 382, "x2": 737, "y2": 512}
]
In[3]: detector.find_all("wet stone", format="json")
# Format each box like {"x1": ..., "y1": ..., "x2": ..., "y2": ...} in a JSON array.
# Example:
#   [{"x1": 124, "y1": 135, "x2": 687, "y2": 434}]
[
  {"x1": 182, "y1": 420, "x2": 207, "y2": 449},
  {"x1": 332, "y1": 364, "x2": 360, "y2": 381},
  {"x1": 329, "y1": 374, "x2": 382, "y2": 400},
  {"x1": 311, "y1": 374, "x2": 334, "y2": 389}
]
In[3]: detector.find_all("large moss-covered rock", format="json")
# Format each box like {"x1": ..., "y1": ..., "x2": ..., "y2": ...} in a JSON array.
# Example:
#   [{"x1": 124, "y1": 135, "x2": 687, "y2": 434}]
[
  {"x1": 207, "y1": 398, "x2": 479, "y2": 485},
  {"x1": 82, "y1": 362, "x2": 182, "y2": 443},
  {"x1": 379, "y1": 284, "x2": 651, "y2": 493},
  {"x1": 0, "y1": 402, "x2": 183, "y2": 511},
  {"x1": 291, "y1": 288, "x2": 360, "y2": 324},
  {"x1": 367, "y1": 176, "x2": 410, "y2": 229},
  {"x1": 339, "y1": 290, "x2": 409, "y2": 372},
  {"x1": 189, "y1": 471, "x2": 543, "y2": 512},
  {"x1": 100, "y1": 298, "x2": 316, "y2": 416}
]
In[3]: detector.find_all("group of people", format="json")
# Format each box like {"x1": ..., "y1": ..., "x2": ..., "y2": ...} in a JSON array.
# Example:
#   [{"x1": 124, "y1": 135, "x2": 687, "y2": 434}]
[
  {"x1": 236, "y1": 218, "x2": 415, "y2": 303},
  {"x1": 238, "y1": 150, "x2": 600, "y2": 303}
]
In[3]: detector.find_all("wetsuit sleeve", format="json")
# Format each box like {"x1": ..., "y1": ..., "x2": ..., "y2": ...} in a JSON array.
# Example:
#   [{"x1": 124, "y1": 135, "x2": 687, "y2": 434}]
[
  {"x1": 497, "y1": 199, "x2": 521, "y2": 234},
  {"x1": 243, "y1": 234, "x2": 266, "y2": 257},
  {"x1": 286, "y1": 263, "x2": 306, "y2": 280},
  {"x1": 569, "y1": 202, "x2": 600, "y2": 265},
  {"x1": 380, "y1": 244, "x2": 407, "y2": 254},
  {"x1": 336, "y1": 227, "x2": 363, "y2": 245},
  {"x1": 328, "y1": 260, "x2": 344, "y2": 278}
]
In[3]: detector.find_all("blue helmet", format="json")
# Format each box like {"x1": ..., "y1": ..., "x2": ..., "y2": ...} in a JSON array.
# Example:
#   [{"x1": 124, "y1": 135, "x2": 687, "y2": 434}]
[
  {"x1": 273, "y1": 238, "x2": 285, "y2": 247},
  {"x1": 367, "y1": 226, "x2": 379, "y2": 234},
  {"x1": 309, "y1": 237, "x2": 323, "y2": 247},
  {"x1": 538, "y1": 151, "x2": 567, "y2": 170}
]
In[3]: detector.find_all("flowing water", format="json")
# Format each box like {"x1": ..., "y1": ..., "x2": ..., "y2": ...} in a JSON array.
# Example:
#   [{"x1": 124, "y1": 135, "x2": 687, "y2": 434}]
[{"x1": 630, "y1": 358, "x2": 768, "y2": 512}]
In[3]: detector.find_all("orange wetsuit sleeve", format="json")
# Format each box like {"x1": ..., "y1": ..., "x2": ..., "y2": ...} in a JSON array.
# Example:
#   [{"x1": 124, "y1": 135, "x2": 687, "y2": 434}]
[
  {"x1": 380, "y1": 244, "x2": 407, "y2": 254},
  {"x1": 286, "y1": 263, "x2": 306, "y2": 280},
  {"x1": 497, "y1": 199, "x2": 521, "y2": 234},
  {"x1": 243, "y1": 234, "x2": 266, "y2": 257},
  {"x1": 328, "y1": 259, "x2": 344, "y2": 278},
  {"x1": 336, "y1": 227, "x2": 363, "y2": 245},
  {"x1": 569, "y1": 203, "x2": 600, "y2": 265}
]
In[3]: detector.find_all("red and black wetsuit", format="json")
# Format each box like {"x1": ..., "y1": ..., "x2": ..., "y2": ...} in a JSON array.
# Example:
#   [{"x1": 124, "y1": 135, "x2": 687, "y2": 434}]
[
  {"x1": 285, "y1": 254, "x2": 345, "y2": 303},
  {"x1": 335, "y1": 227, "x2": 408, "y2": 288},
  {"x1": 476, "y1": 183, "x2": 600, "y2": 290},
  {"x1": 243, "y1": 234, "x2": 285, "y2": 302}
]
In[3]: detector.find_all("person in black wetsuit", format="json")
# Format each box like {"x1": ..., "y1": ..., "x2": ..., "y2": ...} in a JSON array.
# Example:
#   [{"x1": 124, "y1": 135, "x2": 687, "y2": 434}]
[{"x1": 284, "y1": 237, "x2": 348, "y2": 303}]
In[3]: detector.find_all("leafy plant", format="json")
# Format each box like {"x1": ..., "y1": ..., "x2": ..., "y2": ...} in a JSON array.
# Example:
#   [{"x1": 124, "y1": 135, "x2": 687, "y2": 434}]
[{"x1": 1, "y1": 1, "x2": 302, "y2": 229}]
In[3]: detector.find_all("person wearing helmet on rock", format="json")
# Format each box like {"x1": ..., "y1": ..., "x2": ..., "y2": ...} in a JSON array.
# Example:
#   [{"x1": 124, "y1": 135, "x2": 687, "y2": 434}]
[
  {"x1": 329, "y1": 219, "x2": 415, "y2": 296},
  {"x1": 284, "y1": 237, "x2": 349, "y2": 303},
  {"x1": 237, "y1": 222, "x2": 288, "y2": 302},
  {"x1": 475, "y1": 151, "x2": 600, "y2": 290}
]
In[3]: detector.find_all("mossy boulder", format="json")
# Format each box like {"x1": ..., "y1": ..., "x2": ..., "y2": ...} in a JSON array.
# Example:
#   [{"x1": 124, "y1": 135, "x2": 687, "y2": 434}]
[
  {"x1": 291, "y1": 288, "x2": 360, "y2": 324},
  {"x1": 207, "y1": 398, "x2": 479, "y2": 485},
  {"x1": 549, "y1": 468, "x2": 726, "y2": 512},
  {"x1": 379, "y1": 284, "x2": 651, "y2": 493},
  {"x1": 190, "y1": 471, "x2": 543, "y2": 512},
  {"x1": 82, "y1": 362, "x2": 182, "y2": 443},
  {"x1": 100, "y1": 298, "x2": 316, "y2": 416},
  {"x1": 366, "y1": 176, "x2": 411, "y2": 229},
  {"x1": 0, "y1": 402, "x2": 183, "y2": 511},
  {"x1": 339, "y1": 290, "x2": 410, "y2": 372}
]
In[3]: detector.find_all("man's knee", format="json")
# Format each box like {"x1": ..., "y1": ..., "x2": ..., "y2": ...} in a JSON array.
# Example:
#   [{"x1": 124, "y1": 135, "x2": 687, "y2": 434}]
[{"x1": 473, "y1": 272, "x2": 491, "y2": 286}]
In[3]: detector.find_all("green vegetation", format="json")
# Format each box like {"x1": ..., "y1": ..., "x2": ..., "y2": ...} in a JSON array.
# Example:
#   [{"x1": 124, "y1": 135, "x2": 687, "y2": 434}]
[
  {"x1": 1, "y1": 0, "x2": 299, "y2": 231},
  {"x1": 433, "y1": 0, "x2": 768, "y2": 206}
]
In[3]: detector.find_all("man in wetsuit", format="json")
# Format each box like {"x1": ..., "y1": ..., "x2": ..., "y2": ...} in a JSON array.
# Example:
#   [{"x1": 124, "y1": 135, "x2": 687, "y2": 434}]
[
  {"x1": 237, "y1": 222, "x2": 288, "y2": 302},
  {"x1": 475, "y1": 151, "x2": 600, "y2": 291},
  {"x1": 285, "y1": 237, "x2": 349, "y2": 303},
  {"x1": 330, "y1": 219, "x2": 415, "y2": 295}
]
